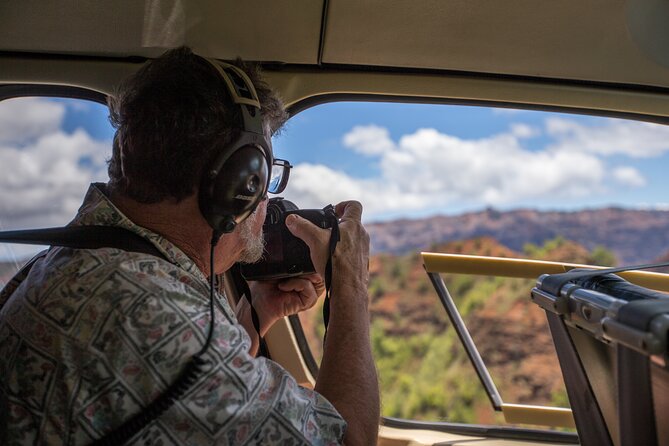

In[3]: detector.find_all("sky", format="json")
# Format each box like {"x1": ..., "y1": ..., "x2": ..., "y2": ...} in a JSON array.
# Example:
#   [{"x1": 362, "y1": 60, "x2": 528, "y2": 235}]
[
  {"x1": 275, "y1": 102, "x2": 669, "y2": 220},
  {"x1": 2, "y1": 96, "x2": 669, "y2": 261}
]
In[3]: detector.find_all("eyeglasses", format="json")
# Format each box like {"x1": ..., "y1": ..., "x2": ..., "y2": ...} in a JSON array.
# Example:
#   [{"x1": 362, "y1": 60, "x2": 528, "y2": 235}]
[{"x1": 268, "y1": 158, "x2": 291, "y2": 194}]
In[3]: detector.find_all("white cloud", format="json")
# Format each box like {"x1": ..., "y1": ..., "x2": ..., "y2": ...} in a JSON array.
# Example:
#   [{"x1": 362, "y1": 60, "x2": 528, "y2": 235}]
[
  {"x1": 342, "y1": 125, "x2": 396, "y2": 156},
  {"x1": 0, "y1": 97, "x2": 66, "y2": 145},
  {"x1": 65, "y1": 100, "x2": 92, "y2": 112},
  {"x1": 285, "y1": 121, "x2": 622, "y2": 220},
  {"x1": 0, "y1": 127, "x2": 110, "y2": 230},
  {"x1": 386, "y1": 128, "x2": 605, "y2": 203},
  {"x1": 546, "y1": 117, "x2": 669, "y2": 158},
  {"x1": 282, "y1": 163, "x2": 424, "y2": 217},
  {"x1": 613, "y1": 166, "x2": 646, "y2": 187},
  {"x1": 510, "y1": 123, "x2": 539, "y2": 138},
  {"x1": 0, "y1": 97, "x2": 111, "y2": 237},
  {"x1": 294, "y1": 117, "x2": 669, "y2": 220}
]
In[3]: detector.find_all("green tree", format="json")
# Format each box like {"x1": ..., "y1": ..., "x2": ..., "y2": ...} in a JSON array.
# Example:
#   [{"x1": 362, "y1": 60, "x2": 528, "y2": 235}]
[{"x1": 590, "y1": 245, "x2": 617, "y2": 266}]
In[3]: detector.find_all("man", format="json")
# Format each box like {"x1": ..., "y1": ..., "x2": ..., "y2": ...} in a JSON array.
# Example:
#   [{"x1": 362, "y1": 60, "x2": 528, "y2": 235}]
[{"x1": 0, "y1": 47, "x2": 379, "y2": 445}]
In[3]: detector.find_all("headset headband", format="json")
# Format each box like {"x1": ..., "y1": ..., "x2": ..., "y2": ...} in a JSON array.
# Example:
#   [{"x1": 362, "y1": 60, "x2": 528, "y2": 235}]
[{"x1": 203, "y1": 58, "x2": 264, "y2": 136}]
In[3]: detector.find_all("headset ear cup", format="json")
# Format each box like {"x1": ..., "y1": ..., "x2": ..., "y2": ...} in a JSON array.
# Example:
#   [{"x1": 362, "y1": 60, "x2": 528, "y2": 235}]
[{"x1": 200, "y1": 145, "x2": 269, "y2": 233}]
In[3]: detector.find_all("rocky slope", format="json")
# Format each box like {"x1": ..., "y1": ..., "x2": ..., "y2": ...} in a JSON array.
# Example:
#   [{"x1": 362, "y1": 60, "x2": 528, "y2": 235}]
[{"x1": 367, "y1": 207, "x2": 669, "y2": 264}]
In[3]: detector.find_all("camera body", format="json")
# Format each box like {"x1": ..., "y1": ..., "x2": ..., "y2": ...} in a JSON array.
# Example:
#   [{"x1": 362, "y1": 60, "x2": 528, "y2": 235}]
[{"x1": 240, "y1": 197, "x2": 334, "y2": 281}]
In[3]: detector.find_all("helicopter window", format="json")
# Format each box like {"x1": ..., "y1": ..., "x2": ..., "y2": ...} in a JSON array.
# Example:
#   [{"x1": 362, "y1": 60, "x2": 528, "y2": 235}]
[
  {"x1": 3, "y1": 94, "x2": 669, "y2": 428},
  {"x1": 0, "y1": 96, "x2": 113, "y2": 281},
  {"x1": 278, "y1": 101, "x2": 669, "y2": 426}
]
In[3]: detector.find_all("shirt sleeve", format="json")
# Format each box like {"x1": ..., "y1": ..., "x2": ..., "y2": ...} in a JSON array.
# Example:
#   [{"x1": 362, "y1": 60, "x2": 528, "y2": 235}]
[{"x1": 75, "y1": 257, "x2": 346, "y2": 445}]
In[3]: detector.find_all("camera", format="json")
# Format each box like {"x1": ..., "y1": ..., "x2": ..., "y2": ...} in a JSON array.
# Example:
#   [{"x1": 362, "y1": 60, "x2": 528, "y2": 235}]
[{"x1": 240, "y1": 197, "x2": 335, "y2": 281}]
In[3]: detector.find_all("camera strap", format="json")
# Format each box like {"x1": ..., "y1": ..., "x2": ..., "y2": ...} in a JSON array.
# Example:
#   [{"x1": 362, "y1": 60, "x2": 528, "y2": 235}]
[
  {"x1": 322, "y1": 205, "x2": 340, "y2": 341},
  {"x1": 231, "y1": 265, "x2": 271, "y2": 358},
  {"x1": 0, "y1": 225, "x2": 166, "y2": 258}
]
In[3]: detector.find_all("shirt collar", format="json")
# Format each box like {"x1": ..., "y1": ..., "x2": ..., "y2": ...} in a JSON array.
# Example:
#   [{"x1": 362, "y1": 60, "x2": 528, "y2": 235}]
[{"x1": 71, "y1": 183, "x2": 206, "y2": 280}]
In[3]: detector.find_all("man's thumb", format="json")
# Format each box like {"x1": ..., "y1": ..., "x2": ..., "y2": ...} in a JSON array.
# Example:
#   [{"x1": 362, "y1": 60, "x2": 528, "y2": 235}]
[{"x1": 285, "y1": 214, "x2": 322, "y2": 246}]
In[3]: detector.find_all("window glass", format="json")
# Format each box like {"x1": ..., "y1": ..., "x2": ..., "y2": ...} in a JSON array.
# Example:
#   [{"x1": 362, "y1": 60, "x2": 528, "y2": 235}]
[
  {"x1": 0, "y1": 97, "x2": 113, "y2": 284},
  {"x1": 274, "y1": 102, "x2": 669, "y2": 425}
]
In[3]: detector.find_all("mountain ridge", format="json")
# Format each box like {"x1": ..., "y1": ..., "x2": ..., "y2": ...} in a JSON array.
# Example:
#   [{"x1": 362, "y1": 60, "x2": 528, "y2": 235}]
[{"x1": 367, "y1": 206, "x2": 669, "y2": 264}]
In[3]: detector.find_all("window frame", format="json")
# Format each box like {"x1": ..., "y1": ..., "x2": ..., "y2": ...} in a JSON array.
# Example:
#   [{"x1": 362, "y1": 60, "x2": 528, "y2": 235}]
[
  {"x1": 0, "y1": 84, "x2": 107, "y2": 105},
  {"x1": 0, "y1": 85, "x2": 112, "y2": 280}
]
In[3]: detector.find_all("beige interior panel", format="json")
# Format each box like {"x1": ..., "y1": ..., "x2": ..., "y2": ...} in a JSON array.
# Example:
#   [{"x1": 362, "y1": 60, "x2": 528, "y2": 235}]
[
  {"x1": 322, "y1": 0, "x2": 669, "y2": 87},
  {"x1": 2, "y1": 0, "x2": 669, "y2": 89},
  {"x1": 378, "y1": 426, "x2": 573, "y2": 446},
  {"x1": 0, "y1": 57, "x2": 142, "y2": 96},
  {"x1": 0, "y1": 0, "x2": 148, "y2": 57},
  {"x1": 378, "y1": 425, "x2": 484, "y2": 446},
  {"x1": 447, "y1": 440, "x2": 575, "y2": 446},
  {"x1": 265, "y1": 70, "x2": 669, "y2": 116},
  {"x1": 3, "y1": 57, "x2": 669, "y2": 121},
  {"x1": 501, "y1": 403, "x2": 575, "y2": 429},
  {"x1": 0, "y1": 0, "x2": 323, "y2": 63},
  {"x1": 264, "y1": 69, "x2": 669, "y2": 117},
  {"x1": 265, "y1": 317, "x2": 315, "y2": 388},
  {"x1": 2, "y1": 55, "x2": 669, "y2": 134},
  {"x1": 183, "y1": 0, "x2": 323, "y2": 62}
]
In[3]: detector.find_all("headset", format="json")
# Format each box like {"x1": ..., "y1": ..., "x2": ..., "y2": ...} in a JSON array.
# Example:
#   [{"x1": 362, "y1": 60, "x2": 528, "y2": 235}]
[{"x1": 198, "y1": 58, "x2": 272, "y2": 237}]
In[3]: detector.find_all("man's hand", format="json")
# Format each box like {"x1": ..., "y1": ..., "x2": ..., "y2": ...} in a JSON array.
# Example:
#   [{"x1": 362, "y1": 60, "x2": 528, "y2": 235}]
[
  {"x1": 249, "y1": 273, "x2": 325, "y2": 325},
  {"x1": 235, "y1": 274, "x2": 324, "y2": 356},
  {"x1": 285, "y1": 200, "x2": 370, "y2": 288}
]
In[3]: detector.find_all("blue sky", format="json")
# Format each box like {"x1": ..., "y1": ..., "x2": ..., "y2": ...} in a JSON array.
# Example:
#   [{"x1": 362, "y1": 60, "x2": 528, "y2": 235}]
[
  {"x1": 1, "y1": 96, "x2": 669, "y2": 263},
  {"x1": 274, "y1": 102, "x2": 669, "y2": 220}
]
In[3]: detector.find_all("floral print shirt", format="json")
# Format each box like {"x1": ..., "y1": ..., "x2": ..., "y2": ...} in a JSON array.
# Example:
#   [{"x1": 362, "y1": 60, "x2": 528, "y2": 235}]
[{"x1": 0, "y1": 184, "x2": 345, "y2": 445}]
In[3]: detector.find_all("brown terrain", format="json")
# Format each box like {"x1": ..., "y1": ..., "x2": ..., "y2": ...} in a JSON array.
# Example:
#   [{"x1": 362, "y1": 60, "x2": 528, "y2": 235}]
[
  {"x1": 367, "y1": 206, "x2": 669, "y2": 265},
  {"x1": 370, "y1": 237, "x2": 573, "y2": 406},
  {"x1": 300, "y1": 235, "x2": 596, "y2": 419}
]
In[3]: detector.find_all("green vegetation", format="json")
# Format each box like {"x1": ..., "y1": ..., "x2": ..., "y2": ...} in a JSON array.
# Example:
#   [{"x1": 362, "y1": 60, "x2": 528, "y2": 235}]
[
  {"x1": 372, "y1": 322, "x2": 491, "y2": 422},
  {"x1": 299, "y1": 236, "x2": 616, "y2": 426},
  {"x1": 591, "y1": 245, "x2": 618, "y2": 266}
]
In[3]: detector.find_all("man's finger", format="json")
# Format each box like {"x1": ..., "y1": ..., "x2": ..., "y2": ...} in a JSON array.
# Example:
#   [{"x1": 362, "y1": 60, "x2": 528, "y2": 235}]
[
  {"x1": 277, "y1": 278, "x2": 310, "y2": 292},
  {"x1": 335, "y1": 201, "x2": 363, "y2": 222},
  {"x1": 301, "y1": 273, "x2": 324, "y2": 284},
  {"x1": 285, "y1": 214, "x2": 329, "y2": 246}
]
